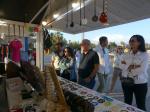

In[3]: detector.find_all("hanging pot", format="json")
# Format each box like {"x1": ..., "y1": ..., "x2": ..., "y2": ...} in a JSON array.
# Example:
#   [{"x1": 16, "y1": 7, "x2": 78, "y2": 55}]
[
  {"x1": 92, "y1": 15, "x2": 98, "y2": 22},
  {"x1": 92, "y1": 0, "x2": 98, "y2": 22},
  {"x1": 70, "y1": 8, "x2": 75, "y2": 27},
  {"x1": 82, "y1": 0, "x2": 88, "y2": 25},
  {"x1": 99, "y1": 12, "x2": 108, "y2": 23},
  {"x1": 70, "y1": 21, "x2": 74, "y2": 27},
  {"x1": 82, "y1": 18, "x2": 88, "y2": 25}
]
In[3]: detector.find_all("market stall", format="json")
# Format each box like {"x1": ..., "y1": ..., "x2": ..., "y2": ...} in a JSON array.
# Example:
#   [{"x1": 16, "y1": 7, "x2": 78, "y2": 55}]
[{"x1": 1, "y1": 0, "x2": 150, "y2": 112}]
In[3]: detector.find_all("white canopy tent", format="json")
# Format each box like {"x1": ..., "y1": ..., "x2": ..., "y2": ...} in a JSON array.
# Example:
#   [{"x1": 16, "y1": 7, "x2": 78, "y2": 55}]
[{"x1": 43, "y1": 0, "x2": 150, "y2": 34}]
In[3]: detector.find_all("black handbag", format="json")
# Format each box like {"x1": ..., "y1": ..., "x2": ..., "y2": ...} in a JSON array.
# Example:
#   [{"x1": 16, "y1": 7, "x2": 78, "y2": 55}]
[{"x1": 120, "y1": 76, "x2": 134, "y2": 86}]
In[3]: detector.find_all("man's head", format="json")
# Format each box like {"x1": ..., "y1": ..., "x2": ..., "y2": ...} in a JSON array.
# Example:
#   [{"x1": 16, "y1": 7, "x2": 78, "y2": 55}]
[
  {"x1": 55, "y1": 42, "x2": 63, "y2": 52},
  {"x1": 81, "y1": 39, "x2": 91, "y2": 52},
  {"x1": 99, "y1": 36, "x2": 108, "y2": 48}
]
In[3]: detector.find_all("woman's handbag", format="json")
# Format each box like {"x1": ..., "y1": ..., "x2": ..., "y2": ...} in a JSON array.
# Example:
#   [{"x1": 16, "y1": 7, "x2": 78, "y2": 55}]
[{"x1": 120, "y1": 76, "x2": 134, "y2": 86}]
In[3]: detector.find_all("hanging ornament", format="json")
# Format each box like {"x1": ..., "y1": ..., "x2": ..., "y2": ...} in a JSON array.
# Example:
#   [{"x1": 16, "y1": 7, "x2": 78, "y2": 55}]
[
  {"x1": 70, "y1": 8, "x2": 75, "y2": 27},
  {"x1": 82, "y1": 0, "x2": 88, "y2": 25},
  {"x1": 70, "y1": 21, "x2": 74, "y2": 27},
  {"x1": 99, "y1": 0, "x2": 108, "y2": 24},
  {"x1": 66, "y1": 0, "x2": 69, "y2": 28},
  {"x1": 99, "y1": 12, "x2": 108, "y2": 23},
  {"x1": 82, "y1": 18, "x2": 88, "y2": 25},
  {"x1": 79, "y1": 0, "x2": 82, "y2": 26},
  {"x1": 34, "y1": 26, "x2": 40, "y2": 32},
  {"x1": 28, "y1": 27, "x2": 33, "y2": 32},
  {"x1": 92, "y1": 0, "x2": 98, "y2": 22}
]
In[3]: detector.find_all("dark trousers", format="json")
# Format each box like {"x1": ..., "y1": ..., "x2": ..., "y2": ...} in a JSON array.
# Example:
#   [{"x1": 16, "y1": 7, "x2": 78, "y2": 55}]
[
  {"x1": 122, "y1": 83, "x2": 147, "y2": 111},
  {"x1": 78, "y1": 78, "x2": 95, "y2": 89}
]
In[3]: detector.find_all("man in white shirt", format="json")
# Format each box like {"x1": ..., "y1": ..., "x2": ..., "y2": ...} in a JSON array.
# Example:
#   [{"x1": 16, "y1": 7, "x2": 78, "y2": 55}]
[{"x1": 94, "y1": 36, "x2": 111, "y2": 92}]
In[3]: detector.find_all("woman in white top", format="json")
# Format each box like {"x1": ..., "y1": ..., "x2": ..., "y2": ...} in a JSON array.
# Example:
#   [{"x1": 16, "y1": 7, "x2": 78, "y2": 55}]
[
  {"x1": 120, "y1": 35, "x2": 149, "y2": 111},
  {"x1": 109, "y1": 46, "x2": 123, "y2": 93}
]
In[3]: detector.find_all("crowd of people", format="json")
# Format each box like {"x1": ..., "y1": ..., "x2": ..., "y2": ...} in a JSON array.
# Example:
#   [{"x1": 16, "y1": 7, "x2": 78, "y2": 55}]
[{"x1": 50, "y1": 35, "x2": 149, "y2": 111}]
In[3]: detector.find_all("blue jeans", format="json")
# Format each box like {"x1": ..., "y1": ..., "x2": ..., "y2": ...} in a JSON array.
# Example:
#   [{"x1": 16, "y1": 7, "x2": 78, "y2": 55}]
[{"x1": 78, "y1": 78, "x2": 95, "y2": 89}]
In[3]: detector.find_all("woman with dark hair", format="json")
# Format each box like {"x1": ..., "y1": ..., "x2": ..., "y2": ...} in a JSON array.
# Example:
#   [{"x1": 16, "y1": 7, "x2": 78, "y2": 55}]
[
  {"x1": 120, "y1": 35, "x2": 149, "y2": 111},
  {"x1": 59, "y1": 47, "x2": 77, "y2": 82}
]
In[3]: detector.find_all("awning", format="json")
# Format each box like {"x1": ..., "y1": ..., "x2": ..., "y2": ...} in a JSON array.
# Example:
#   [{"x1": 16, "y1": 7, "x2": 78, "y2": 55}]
[
  {"x1": 0, "y1": 0, "x2": 48, "y2": 24},
  {"x1": 43, "y1": 0, "x2": 150, "y2": 34}
]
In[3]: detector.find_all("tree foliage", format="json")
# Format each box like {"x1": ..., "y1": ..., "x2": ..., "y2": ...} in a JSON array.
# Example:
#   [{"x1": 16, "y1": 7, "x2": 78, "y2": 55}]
[{"x1": 108, "y1": 42, "x2": 117, "y2": 49}]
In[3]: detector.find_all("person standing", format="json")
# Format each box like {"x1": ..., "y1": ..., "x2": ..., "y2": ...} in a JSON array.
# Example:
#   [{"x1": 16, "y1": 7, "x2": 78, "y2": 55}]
[
  {"x1": 78, "y1": 39, "x2": 99, "y2": 89},
  {"x1": 94, "y1": 36, "x2": 111, "y2": 93},
  {"x1": 109, "y1": 45, "x2": 123, "y2": 93},
  {"x1": 51, "y1": 42, "x2": 64, "y2": 76},
  {"x1": 59, "y1": 47, "x2": 77, "y2": 82},
  {"x1": 120, "y1": 35, "x2": 148, "y2": 111}
]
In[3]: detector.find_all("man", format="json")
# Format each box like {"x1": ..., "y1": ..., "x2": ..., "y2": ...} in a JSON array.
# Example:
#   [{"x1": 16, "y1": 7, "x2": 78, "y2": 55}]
[
  {"x1": 51, "y1": 42, "x2": 64, "y2": 76},
  {"x1": 94, "y1": 36, "x2": 111, "y2": 92},
  {"x1": 78, "y1": 39, "x2": 99, "y2": 89}
]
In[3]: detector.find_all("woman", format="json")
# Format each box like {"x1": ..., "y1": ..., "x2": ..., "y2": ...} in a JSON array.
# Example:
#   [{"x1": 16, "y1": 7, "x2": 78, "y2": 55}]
[
  {"x1": 120, "y1": 35, "x2": 148, "y2": 111},
  {"x1": 59, "y1": 47, "x2": 77, "y2": 82},
  {"x1": 109, "y1": 45, "x2": 123, "y2": 93}
]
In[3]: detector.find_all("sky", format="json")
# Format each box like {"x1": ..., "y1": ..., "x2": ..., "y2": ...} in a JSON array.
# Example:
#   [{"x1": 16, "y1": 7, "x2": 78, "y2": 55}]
[{"x1": 56, "y1": 18, "x2": 150, "y2": 45}]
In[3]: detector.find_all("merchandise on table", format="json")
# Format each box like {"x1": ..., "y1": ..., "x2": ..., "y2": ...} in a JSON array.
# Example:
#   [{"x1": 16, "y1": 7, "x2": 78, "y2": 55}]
[{"x1": 59, "y1": 77, "x2": 145, "y2": 112}]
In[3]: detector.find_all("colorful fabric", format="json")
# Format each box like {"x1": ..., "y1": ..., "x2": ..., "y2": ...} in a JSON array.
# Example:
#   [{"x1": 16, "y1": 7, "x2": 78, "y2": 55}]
[
  {"x1": 9, "y1": 39, "x2": 22, "y2": 62},
  {"x1": 59, "y1": 77, "x2": 145, "y2": 112}
]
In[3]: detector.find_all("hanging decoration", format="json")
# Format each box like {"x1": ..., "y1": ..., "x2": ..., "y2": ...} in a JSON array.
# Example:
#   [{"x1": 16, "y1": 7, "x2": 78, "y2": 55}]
[
  {"x1": 24, "y1": 23, "x2": 40, "y2": 33},
  {"x1": 70, "y1": 8, "x2": 74, "y2": 27},
  {"x1": 99, "y1": 0, "x2": 108, "y2": 24},
  {"x1": 82, "y1": 0, "x2": 88, "y2": 25},
  {"x1": 79, "y1": 0, "x2": 82, "y2": 26},
  {"x1": 34, "y1": 26, "x2": 40, "y2": 32},
  {"x1": 66, "y1": 0, "x2": 69, "y2": 28},
  {"x1": 28, "y1": 26, "x2": 34, "y2": 32},
  {"x1": 92, "y1": 0, "x2": 98, "y2": 22}
]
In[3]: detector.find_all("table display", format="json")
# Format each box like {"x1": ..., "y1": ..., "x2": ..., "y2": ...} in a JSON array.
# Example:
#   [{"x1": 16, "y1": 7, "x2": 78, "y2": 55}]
[
  {"x1": 2, "y1": 61, "x2": 145, "y2": 112},
  {"x1": 59, "y1": 77, "x2": 145, "y2": 112}
]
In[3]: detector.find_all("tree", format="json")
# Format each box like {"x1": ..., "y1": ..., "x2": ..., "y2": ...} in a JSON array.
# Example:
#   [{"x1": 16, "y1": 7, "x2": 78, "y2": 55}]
[
  {"x1": 108, "y1": 42, "x2": 117, "y2": 49},
  {"x1": 69, "y1": 41, "x2": 80, "y2": 50},
  {"x1": 120, "y1": 41, "x2": 126, "y2": 47},
  {"x1": 49, "y1": 32, "x2": 68, "y2": 51}
]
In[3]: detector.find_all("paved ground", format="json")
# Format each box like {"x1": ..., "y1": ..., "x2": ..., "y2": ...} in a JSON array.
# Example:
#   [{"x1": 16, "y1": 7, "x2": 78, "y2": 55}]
[{"x1": 106, "y1": 65, "x2": 150, "y2": 112}]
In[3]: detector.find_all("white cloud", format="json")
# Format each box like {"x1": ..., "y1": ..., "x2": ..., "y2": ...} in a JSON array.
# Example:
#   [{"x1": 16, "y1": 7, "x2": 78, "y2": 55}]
[{"x1": 91, "y1": 34, "x2": 129, "y2": 45}]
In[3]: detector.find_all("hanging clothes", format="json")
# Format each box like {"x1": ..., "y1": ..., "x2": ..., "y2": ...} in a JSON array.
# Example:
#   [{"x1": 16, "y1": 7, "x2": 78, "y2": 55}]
[
  {"x1": 43, "y1": 29, "x2": 52, "y2": 49},
  {"x1": 9, "y1": 39, "x2": 22, "y2": 62},
  {"x1": 0, "y1": 44, "x2": 9, "y2": 75},
  {"x1": 0, "y1": 44, "x2": 9, "y2": 62}
]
